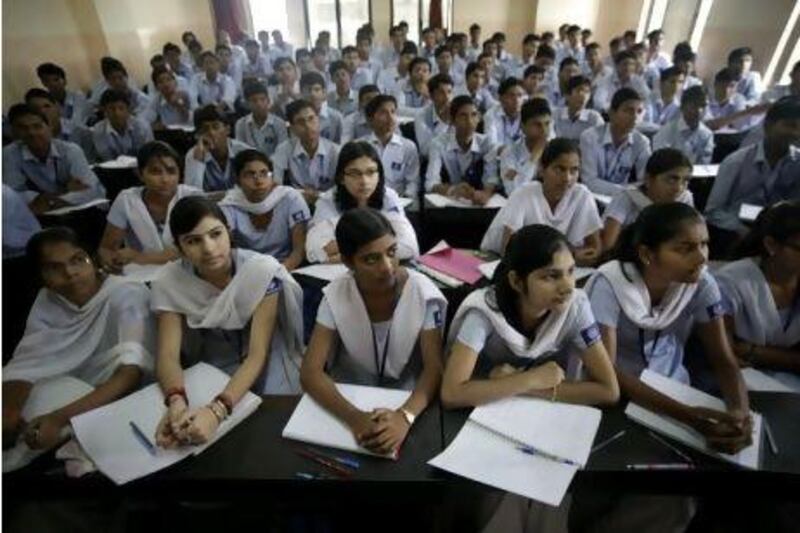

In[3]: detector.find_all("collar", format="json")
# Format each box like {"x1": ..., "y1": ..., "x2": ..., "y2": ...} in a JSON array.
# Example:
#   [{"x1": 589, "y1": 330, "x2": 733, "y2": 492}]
[
  {"x1": 560, "y1": 106, "x2": 589, "y2": 121},
  {"x1": 292, "y1": 138, "x2": 325, "y2": 159},
  {"x1": 601, "y1": 124, "x2": 632, "y2": 148},
  {"x1": 104, "y1": 119, "x2": 133, "y2": 138},
  {"x1": 245, "y1": 113, "x2": 274, "y2": 130},
  {"x1": 367, "y1": 131, "x2": 402, "y2": 147},
  {"x1": 446, "y1": 132, "x2": 479, "y2": 154},
  {"x1": 21, "y1": 140, "x2": 59, "y2": 162},
  {"x1": 203, "y1": 139, "x2": 233, "y2": 164}
]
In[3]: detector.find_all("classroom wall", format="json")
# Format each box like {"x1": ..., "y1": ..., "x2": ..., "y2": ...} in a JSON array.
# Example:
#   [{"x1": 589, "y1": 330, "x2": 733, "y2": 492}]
[{"x1": 451, "y1": 0, "x2": 537, "y2": 56}]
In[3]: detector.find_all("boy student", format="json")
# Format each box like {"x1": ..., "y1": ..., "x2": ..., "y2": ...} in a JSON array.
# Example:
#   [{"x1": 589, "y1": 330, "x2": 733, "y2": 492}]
[
  {"x1": 377, "y1": 42, "x2": 417, "y2": 95},
  {"x1": 185, "y1": 105, "x2": 252, "y2": 192},
  {"x1": 381, "y1": 25, "x2": 406, "y2": 69},
  {"x1": 554, "y1": 75, "x2": 605, "y2": 140},
  {"x1": 342, "y1": 84, "x2": 380, "y2": 143},
  {"x1": 580, "y1": 87, "x2": 652, "y2": 196},
  {"x1": 653, "y1": 85, "x2": 715, "y2": 164},
  {"x1": 645, "y1": 29, "x2": 671, "y2": 76},
  {"x1": 484, "y1": 77, "x2": 526, "y2": 148},
  {"x1": 499, "y1": 97, "x2": 551, "y2": 194},
  {"x1": 705, "y1": 67, "x2": 765, "y2": 132},
  {"x1": 482, "y1": 40, "x2": 506, "y2": 85},
  {"x1": 89, "y1": 90, "x2": 153, "y2": 163},
  {"x1": 215, "y1": 44, "x2": 244, "y2": 94},
  {"x1": 270, "y1": 30, "x2": 294, "y2": 62},
  {"x1": 355, "y1": 33, "x2": 382, "y2": 86},
  {"x1": 640, "y1": 65, "x2": 684, "y2": 133},
  {"x1": 301, "y1": 71, "x2": 344, "y2": 143},
  {"x1": 36, "y1": 63, "x2": 88, "y2": 126},
  {"x1": 583, "y1": 42, "x2": 612, "y2": 88},
  {"x1": 425, "y1": 95, "x2": 500, "y2": 206},
  {"x1": 511, "y1": 33, "x2": 540, "y2": 78},
  {"x1": 234, "y1": 82, "x2": 288, "y2": 158},
  {"x1": 705, "y1": 97, "x2": 800, "y2": 246},
  {"x1": 241, "y1": 39, "x2": 272, "y2": 83},
  {"x1": 547, "y1": 57, "x2": 582, "y2": 107},
  {"x1": 271, "y1": 57, "x2": 302, "y2": 118},
  {"x1": 593, "y1": 50, "x2": 651, "y2": 112},
  {"x1": 311, "y1": 47, "x2": 334, "y2": 90},
  {"x1": 362, "y1": 94, "x2": 421, "y2": 201},
  {"x1": 327, "y1": 60, "x2": 358, "y2": 117},
  {"x1": 142, "y1": 67, "x2": 195, "y2": 129},
  {"x1": 271, "y1": 99, "x2": 341, "y2": 204},
  {"x1": 342, "y1": 45, "x2": 372, "y2": 92},
  {"x1": 414, "y1": 74, "x2": 454, "y2": 158},
  {"x1": 3, "y1": 104, "x2": 105, "y2": 215},
  {"x1": 466, "y1": 23, "x2": 482, "y2": 61},
  {"x1": 477, "y1": 52, "x2": 501, "y2": 97},
  {"x1": 534, "y1": 44, "x2": 558, "y2": 85},
  {"x1": 763, "y1": 60, "x2": 800, "y2": 103},
  {"x1": 455, "y1": 62, "x2": 497, "y2": 114},
  {"x1": 672, "y1": 44, "x2": 703, "y2": 91},
  {"x1": 729, "y1": 46, "x2": 763, "y2": 104},
  {"x1": 394, "y1": 57, "x2": 432, "y2": 117},
  {"x1": 191, "y1": 51, "x2": 237, "y2": 113},
  {"x1": 24, "y1": 89, "x2": 83, "y2": 146},
  {"x1": 434, "y1": 45, "x2": 465, "y2": 87},
  {"x1": 521, "y1": 64, "x2": 549, "y2": 101},
  {"x1": 89, "y1": 58, "x2": 150, "y2": 117},
  {"x1": 162, "y1": 42, "x2": 193, "y2": 79},
  {"x1": 421, "y1": 27, "x2": 438, "y2": 61},
  {"x1": 556, "y1": 25, "x2": 584, "y2": 66}
]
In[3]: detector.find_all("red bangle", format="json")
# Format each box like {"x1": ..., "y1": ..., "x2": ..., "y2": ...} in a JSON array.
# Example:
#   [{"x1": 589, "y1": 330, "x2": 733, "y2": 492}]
[
  {"x1": 214, "y1": 393, "x2": 233, "y2": 416},
  {"x1": 164, "y1": 387, "x2": 188, "y2": 407}
]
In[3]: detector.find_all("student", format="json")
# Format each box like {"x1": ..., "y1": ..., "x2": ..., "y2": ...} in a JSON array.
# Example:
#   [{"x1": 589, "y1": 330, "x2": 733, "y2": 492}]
[
  {"x1": 300, "y1": 71, "x2": 344, "y2": 143},
  {"x1": 2, "y1": 185, "x2": 41, "y2": 259},
  {"x1": 234, "y1": 82, "x2": 288, "y2": 158},
  {"x1": 556, "y1": 25, "x2": 584, "y2": 67},
  {"x1": 582, "y1": 43, "x2": 613, "y2": 89},
  {"x1": 270, "y1": 57, "x2": 302, "y2": 118},
  {"x1": 653, "y1": 85, "x2": 715, "y2": 164},
  {"x1": 310, "y1": 47, "x2": 334, "y2": 91},
  {"x1": 484, "y1": 77, "x2": 526, "y2": 147},
  {"x1": 586, "y1": 202, "x2": 752, "y2": 455},
  {"x1": 601, "y1": 148, "x2": 694, "y2": 251},
  {"x1": 3, "y1": 104, "x2": 105, "y2": 215},
  {"x1": 343, "y1": 45, "x2": 374, "y2": 92},
  {"x1": 300, "y1": 208, "x2": 445, "y2": 453},
  {"x1": 705, "y1": 96, "x2": 800, "y2": 247},
  {"x1": 355, "y1": 33, "x2": 382, "y2": 87},
  {"x1": 142, "y1": 67, "x2": 196, "y2": 129},
  {"x1": 716, "y1": 201, "x2": 800, "y2": 391},
  {"x1": 393, "y1": 57, "x2": 432, "y2": 117},
  {"x1": 362, "y1": 95, "x2": 421, "y2": 201},
  {"x1": 434, "y1": 45, "x2": 465, "y2": 87},
  {"x1": 492, "y1": 32, "x2": 515, "y2": 69},
  {"x1": 546, "y1": 57, "x2": 582, "y2": 108},
  {"x1": 442, "y1": 223, "x2": 619, "y2": 408},
  {"x1": 269, "y1": 30, "x2": 294, "y2": 62},
  {"x1": 327, "y1": 60, "x2": 358, "y2": 116},
  {"x1": 593, "y1": 51, "x2": 651, "y2": 112},
  {"x1": 455, "y1": 63, "x2": 497, "y2": 114},
  {"x1": 380, "y1": 25, "x2": 406, "y2": 69},
  {"x1": 478, "y1": 52, "x2": 503, "y2": 98},
  {"x1": 24, "y1": 88, "x2": 83, "y2": 145},
  {"x1": 521, "y1": 64, "x2": 548, "y2": 101},
  {"x1": 36, "y1": 62, "x2": 88, "y2": 126},
  {"x1": 414, "y1": 74, "x2": 454, "y2": 158},
  {"x1": 215, "y1": 44, "x2": 244, "y2": 95},
  {"x1": 425, "y1": 95, "x2": 500, "y2": 206},
  {"x1": 89, "y1": 89, "x2": 153, "y2": 163},
  {"x1": 729, "y1": 46, "x2": 763, "y2": 104},
  {"x1": 152, "y1": 197, "x2": 305, "y2": 448},
  {"x1": 377, "y1": 42, "x2": 417, "y2": 95},
  {"x1": 705, "y1": 67, "x2": 751, "y2": 132},
  {"x1": 420, "y1": 27, "x2": 438, "y2": 61},
  {"x1": 99, "y1": 141, "x2": 201, "y2": 272},
  {"x1": 191, "y1": 51, "x2": 237, "y2": 113},
  {"x1": 162, "y1": 42, "x2": 193, "y2": 80},
  {"x1": 3, "y1": 227, "x2": 153, "y2": 453},
  {"x1": 183, "y1": 105, "x2": 251, "y2": 192},
  {"x1": 672, "y1": 44, "x2": 703, "y2": 91},
  {"x1": 89, "y1": 58, "x2": 150, "y2": 117},
  {"x1": 272, "y1": 99, "x2": 341, "y2": 204},
  {"x1": 342, "y1": 84, "x2": 380, "y2": 143},
  {"x1": 466, "y1": 23, "x2": 483, "y2": 62},
  {"x1": 305, "y1": 141, "x2": 419, "y2": 264},
  {"x1": 509, "y1": 33, "x2": 539, "y2": 79},
  {"x1": 762, "y1": 60, "x2": 800, "y2": 103},
  {"x1": 484, "y1": 138, "x2": 602, "y2": 266},
  {"x1": 640, "y1": 66, "x2": 683, "y2": 133},
  {"x1": 498, "y1": 98, "x2": 552, "y2": 194},
  {"x1": 580, "y1": 88, "x2": 651, "y2": 196},
  {"x1": 553, "y1": 75, "x2": 605, "y2": 140},
  {"x1": 644, "y1": 29, "x2": 671, "y2": 85},
  {"x1": 220, "y1": 149, "x2": 309, "y2": 270},
  {"x1": 241, "y1": 39, "x2": 272, "y2": 83}
]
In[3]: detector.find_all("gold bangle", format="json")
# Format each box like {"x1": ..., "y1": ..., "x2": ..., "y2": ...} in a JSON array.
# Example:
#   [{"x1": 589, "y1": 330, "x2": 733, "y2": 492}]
[{"x1": 551, "y1": 383, "x2": 559, "y2": 402}]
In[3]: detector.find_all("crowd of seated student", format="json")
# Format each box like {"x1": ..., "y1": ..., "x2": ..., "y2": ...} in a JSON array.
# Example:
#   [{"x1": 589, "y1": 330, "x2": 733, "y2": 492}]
[{"x1": 2, "y1": 18, "x2": 799, "y2": 532}]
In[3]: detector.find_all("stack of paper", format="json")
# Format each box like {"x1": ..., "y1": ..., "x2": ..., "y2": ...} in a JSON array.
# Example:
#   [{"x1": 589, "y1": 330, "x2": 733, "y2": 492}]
[
  {"x1": 282, "y1": 384, "x2": 411, "y2": 459},
  {"x1": 96, "y1": 155, "x2": 138, "y2": 169},
  {"x1": 741, "y1": 368, "x2": 796, "y2": 393},
  {"x1": 425, "y1": 193, "x2": 507, "y2": 209},
  {"x1": 44, "y1": 198, "x2": 110, "y2": 216},
  {"x1": 429, "y1": 397, "x2": 602, "y2": 506},
  {"x1": 292, "y1": 263, "x2": 349, "y2": 282},
  {"x1": 418, "y1": 241, "x2": 485, "y2": 285},
  {"x1": 592, "y1": 193, "x2": 612, "y2": 207},
  {"x1": 71, "y1": 363, "x2": 262, "y2": 485},
  {"x1": 739, "y1": 203, "x2": 763, "y2": 222},
  {"x1": 625, "y1": 369, "x2": 762, "y2": 469},
  {"x1": 692, "y1": 164, "x2": 719, "y2": 178}
]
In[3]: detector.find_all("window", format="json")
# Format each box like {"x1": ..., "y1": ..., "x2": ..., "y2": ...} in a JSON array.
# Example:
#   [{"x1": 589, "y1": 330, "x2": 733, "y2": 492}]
[
  {"x1": 339, "y1": 0, "x2": 371, "y2": 47},
  {"x1": 307, "y1": 0, "x2": 340, "y2": 48},
  {"x1": 393, "y1": 0, "x2": 420, "y2": 44},
  {"x1": 421, "y1": 0, "x2": 452, "y2": 33},
  {"x1": 249, "y1": 0, "x2": 291, "y2": 44}
]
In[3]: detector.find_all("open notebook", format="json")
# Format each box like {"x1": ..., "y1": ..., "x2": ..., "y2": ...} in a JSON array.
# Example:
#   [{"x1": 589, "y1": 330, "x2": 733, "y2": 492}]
[
  {"x1": 282, "y1": 384, "x2": 411, "y2": 459},
  {"x1": 429, "y1": 397, "x2": 602, "y2": 507},
  {"x1": 625, "y1": 369, "x2": 762, "y2": 470},
  {"x1": 71, "y1": 363, "x2": 262, "y2": 485}
]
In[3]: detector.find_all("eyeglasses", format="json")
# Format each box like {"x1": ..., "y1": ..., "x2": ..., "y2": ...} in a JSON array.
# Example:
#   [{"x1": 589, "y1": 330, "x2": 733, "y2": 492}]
[{"x1": 343, "y1": 168, "x2": 380, "y2": 179}]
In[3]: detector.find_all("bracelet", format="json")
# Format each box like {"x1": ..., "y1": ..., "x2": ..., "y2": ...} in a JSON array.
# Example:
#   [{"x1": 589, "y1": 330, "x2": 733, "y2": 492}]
[
  {"x1": 207, "y1": 402, "x2": 226, "y2": 424},
  {"x1": 551, "y1": 383, "x2": 559, "y2": 402},
  {"x1": 164, "y1": 387, "x2": 188, "y2": 407},
  {"x1": 214, "y1": 393, "x2": 234, "y2": 416}
]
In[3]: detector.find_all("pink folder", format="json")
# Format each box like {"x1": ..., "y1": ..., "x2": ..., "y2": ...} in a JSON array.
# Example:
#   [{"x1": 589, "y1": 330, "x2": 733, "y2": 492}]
[{"x1": 418, "y1": 247, "x2": 484, "y2": 285}]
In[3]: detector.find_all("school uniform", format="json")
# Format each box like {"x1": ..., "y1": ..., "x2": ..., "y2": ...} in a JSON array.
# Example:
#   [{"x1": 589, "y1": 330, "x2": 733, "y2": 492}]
[
  {"x1": 481, "y1": 181, "x2": 602, "y2": 254},
  {"x1": 106, "y1": 184, "x2": 202, "y2": 252},
  {"x1": 191, "y1": 72, "x2": 237, "y2": 109},
  {"x1": 652, "y1": 117, "x2": 715, "y2": 164},
  {"x1": 2, "y1": 139, "x2": 106, "y2": 204},
  {"x1": 350, "y1": 66, "x2": 377, "y2": 91},
  {"x1": 414, "y1": 104, "x2": 453, "y2": 158},
  {"x1": 497, "y1": 138, "x2": 540, "y2": 195},
  {"x1": 380, "y1": 47, "x2": 401, "y2": 69},
  {"x1": 269, "y1": 82, "x2": 301, "y2": 119},
  {"x1": 454, "y1": 83, "x2": 498, "y2": 115},
  {"x1": 376, "y1": 66, "x2": 406, "y2": 95},
  {"x1": 318, "y1": 103, "x2": 344, "y2": 143},
  {"x1": 342, "y1": 111, "x2": 371, "y2": 143},
  {"x1": 88, "y1": 80, "x2": 151, "y2": 115},
  {"x1": 241, "y1": 53, "x2": 273, "y2": 82},
  {"x1": 269, "y1": 42, "x2": 294, "y2": 63},
  {"x1": 220, "y1": 62, "x2": 244, "y2": 95},
  {"x1": 705, "y1": 94, "x2": 750, "y2": 131},
  {"x1": 220, "y1": 186, "x2": 310, "y2": 261},
  {"x1": 392, "y1": 80, "x2": 430, "y2": 117},
  {"x1": 583, "y1": 64, "x2": 614, "y2": 89},
  {"x1": 424, "y1": 131, "x2": 500, "y2": 192},
  {"x1": 553, "y1": 106, "x2": 605, "y2": 141},
  {"x1": 640, "y1": 93, "x2": 681, "y2": 133},
  {"x1": 327, "y1": 88, "x2": 358, "y2": 117},
  {"x1": 271, "y1": 136, "x2": 340, "y2": 191},
  {"x1": 592, "y1": 73, "x2": 651, "y2": 112},
  {"x1": 603, "y1": 185, "x2": 694, "y2": 227},
  {"x1": 315, "y1": 270, "x2": 446, "y2": 388},
  {"x1": 433, "y1": 64, "x2": 466, "y2": 87},
  {"x1": 556, "y1": 46, "x2": 585, "y2": 69},
  {"x1": 736, "y1": 71, "x2": 763, "y2": 104},
  {"x1": 89, "y1": 117, "x2": 153, "y2": 163},
  {"x1": 58, "y1": 90, "x2": 90, "y2": 126},
  {"x1": 716, "y1": 258, "x2": 800, "y2": 391},
  {"x1": 234, "y1": 113, "x2": 288, "y2": 158},
  {"x1": 586, "y1": 261, "x2": 725, "y2": 384},
  {"x1": 305, "y1": 187, "x2": 420, "y2": 263},
  {"x1": 483, "y1": 106, "x2": 522, "y2": 147},
  {"x1": 682, "y1": 75, "x2": 703, "y2": 91},
  {"x1": 140, "y1": 90, "x2": 196, "y2": 128},
  {"x1": 705, "y1": 142, "x2": 800, "y2": 233},
  {"x1": 362, "y1": 132, "x2": 421, "y2": 199},
  {"x1": 509, "y1": 56, "x2": 536, "y2": 80},
  {"x1": 2, "y1": 184, "x2": 41, "y2": 259},
  {"x1": 184, "y1": 138, "x2": 252, "y2": 192},
  {"x1": 151, "y1": 248, "x2": 305, "y2": 394},
  {"x1": 578, "y1": 124, "x2": 652, "y2": 196},
  {"x1": 465, "y1": 43, "x2": 482, "y2": 63}
]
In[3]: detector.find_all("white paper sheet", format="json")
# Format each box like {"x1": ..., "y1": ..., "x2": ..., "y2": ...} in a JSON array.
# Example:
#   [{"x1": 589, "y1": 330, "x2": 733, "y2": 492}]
[
  {"x1": 165, "y1": 124, "x2": 195, "y2": 132},
  {"x1": 282, "y1": 384, "x2": 410, "y2": 458},
  {"x1": 741, "y1": 368, "x2": 795, "y2": 393},
  {"x1": 592, "y1": 193, "x2": 612, "y2": 206},
  {"x1": 44, "y1": 198, "x2": 109, "y2": 216},
  {"x1": 739, "y1": 203, "x2": 763, "y2": 222},
  {"x1": 96, "y1": 155, "x2": 138, "y2": 169},
  {"x1": 71, "y1": 363, "x2": 262, "y2": 485},
  {"x1": 625, "y1": 369, "x2": 762, "y2": 470},
  {"x1": 692, "y1": 164, "x2": 719, "y2": 178},
  {"x1": 292, "y1": 263, "x2": 349, "y2": 282},
  {"x1": 425, "y1": 193, "x2": 507, "y2": 209}
]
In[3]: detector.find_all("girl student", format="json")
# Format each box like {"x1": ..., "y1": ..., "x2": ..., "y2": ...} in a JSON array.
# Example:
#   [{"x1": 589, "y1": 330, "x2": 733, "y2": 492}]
[
  {"x1": 151, "y1": 196, "x2": 304, "y2": 448},
  {"x1": 300, "y1": 208, "x2": 446, "y2": 455},
  {"x1": 219, "y1": 149, "x2": 310, "y2": 271},
  {"x1": 715, "y1": 200, "x2": 800, "y2": 391},
  {"x1": 481, "y1": 138, "x2": 603, "y2": 267},
  {"x1": 98, "y1": 141, "x2": 202, "y2": 273},
  {"x1": 3, "y1": 228, "x2": 154, "y2": 458},
  {"x1": 585, "y1": 202, "x2": 753, "y2": 454},
  {"x1": 305, "y1": 141, "x2": 419, "y2": 264},
  {"x1": 601, "y1": 148, "x2": 694, "y2": 251}
]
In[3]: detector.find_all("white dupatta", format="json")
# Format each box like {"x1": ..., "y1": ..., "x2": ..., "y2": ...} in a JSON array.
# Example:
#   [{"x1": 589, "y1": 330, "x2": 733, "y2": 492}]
[
  {"x1": 623, "y1": 185, "x2": 694, "y2": 213},
  {"x1": 218, "y1": 184, "x2": 294, "y2": 215},
  {"x1": 118, "y1": 184, "x2": 201, "y2": 251}
]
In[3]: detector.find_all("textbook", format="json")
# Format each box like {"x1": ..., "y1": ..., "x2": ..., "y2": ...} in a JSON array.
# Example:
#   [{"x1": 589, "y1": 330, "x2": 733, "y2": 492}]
[
  {"x1": 418, "y1": 241, "x2": 485, "y2": 285},
  {"x1": 625, "y1": 369, "x2": 762, "y2": 470},
  {"x1": 96, "y1": 155, "x2": 138, "y2": 169},
  {"x1": 429, "y1": 397, "x2": 602, "y2": 506},
  {"x1": 71, "y1": 363, "x2": 262, "y2": 485},
  {"x1": 282, "y1": 384, "x2": 411, "y2": 459}
]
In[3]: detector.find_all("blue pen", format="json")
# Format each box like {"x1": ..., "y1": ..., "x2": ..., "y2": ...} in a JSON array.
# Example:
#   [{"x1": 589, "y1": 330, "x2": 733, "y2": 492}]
[
  {"x1": 516, "y1": 445, "x2": 579, "y2": 467},
  {"x1": 303, "y1": 446, "x2": 360, "y2": 470},
  {"x1": 129, "y1": 421, "x2": 157, "y2": 456}
]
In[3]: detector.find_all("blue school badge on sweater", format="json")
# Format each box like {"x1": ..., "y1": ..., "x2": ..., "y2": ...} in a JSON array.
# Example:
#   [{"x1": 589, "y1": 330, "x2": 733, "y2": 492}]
[
  {"x1": 433, "y1": 309, "x2": 443, "y2": 328},
  {"x1": 706, "y1": 301, "x2": 724, "y2": 319},
  {"x1": 580, "y1": 323, "x2": 601, "y2": 346},
  {"x1": 291, "y1": 210, "x2": 308, "y2": 223},
  {"x1": 265, "y1": 277, "x2": 283, "y2": 295},
  {"x1": 391, "y1": 161, "x2": 403, "y2": 171}
]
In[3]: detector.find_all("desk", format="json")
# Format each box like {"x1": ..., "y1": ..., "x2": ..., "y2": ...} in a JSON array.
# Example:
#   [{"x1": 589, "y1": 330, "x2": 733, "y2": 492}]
[
  {"x1": 94, "y1": 167, "x2": 140, "y2": 203},
  {"x1": 420, "y1": 206, "x2": 500, "y2": 251}
]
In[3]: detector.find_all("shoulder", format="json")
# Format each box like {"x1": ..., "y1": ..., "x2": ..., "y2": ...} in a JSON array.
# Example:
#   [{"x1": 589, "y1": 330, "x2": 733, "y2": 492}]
[
  {"x1": 230, "y1": 139, "x2": 253, "y2": 153},
  {"x1": 105, "y1": 276, "x2": 151, "y2": 309}
]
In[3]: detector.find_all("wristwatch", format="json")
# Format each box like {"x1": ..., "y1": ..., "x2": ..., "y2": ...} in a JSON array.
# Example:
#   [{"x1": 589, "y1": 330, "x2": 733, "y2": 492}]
[{"x1": 399, "y1": 408, "x2": 415, "y2": 427}]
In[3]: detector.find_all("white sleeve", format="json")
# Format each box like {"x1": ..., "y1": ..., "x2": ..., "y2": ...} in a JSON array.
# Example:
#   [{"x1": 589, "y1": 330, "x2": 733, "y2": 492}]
[
  {"x1": 305, "y1": 218, "x2": 337, "y2": 263},
  {"x1": 387, "y1": 212, "x2": 420, "y2": 260},
  {"x1": 183, "y1": 150, "x2": 206, "y2": 190}
]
